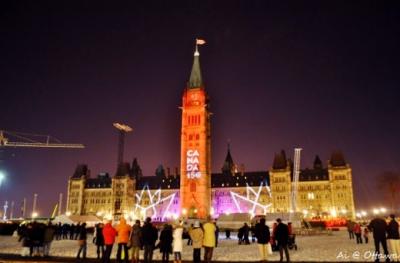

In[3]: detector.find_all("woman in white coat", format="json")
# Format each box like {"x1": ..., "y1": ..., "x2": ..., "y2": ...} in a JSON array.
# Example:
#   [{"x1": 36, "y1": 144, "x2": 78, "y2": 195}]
[{"x1": 172, "y1": 221, "x2": 184, "y2": 263}]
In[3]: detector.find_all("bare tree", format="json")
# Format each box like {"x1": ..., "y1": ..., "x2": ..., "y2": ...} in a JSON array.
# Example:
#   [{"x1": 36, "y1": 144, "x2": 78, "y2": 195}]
[{"x1": 377, "y1": 171, "x2": 400, "y2": 213}]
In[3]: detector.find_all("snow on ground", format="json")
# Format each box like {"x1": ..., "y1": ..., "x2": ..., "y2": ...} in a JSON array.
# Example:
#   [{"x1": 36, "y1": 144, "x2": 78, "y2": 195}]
[{"x1": 0, "y1": 230, "x2": 391, "y2": 262}]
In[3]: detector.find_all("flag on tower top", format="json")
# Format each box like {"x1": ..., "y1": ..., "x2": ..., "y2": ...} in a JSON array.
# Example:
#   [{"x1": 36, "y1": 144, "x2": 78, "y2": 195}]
[{"x1": 196, "y1": 38, "x2": 206, "y2": 45}]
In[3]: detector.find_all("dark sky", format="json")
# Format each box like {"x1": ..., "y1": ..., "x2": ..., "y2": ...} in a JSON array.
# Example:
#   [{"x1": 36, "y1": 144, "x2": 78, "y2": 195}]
[{"x1": 1, "y1": 1, "x2": 400, "y2": 216}]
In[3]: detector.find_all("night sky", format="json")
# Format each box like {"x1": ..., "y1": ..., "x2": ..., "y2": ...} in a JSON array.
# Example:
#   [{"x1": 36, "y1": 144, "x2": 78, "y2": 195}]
[{"x1": 1, "y1": 1, "x2": 400, "y2": 216}]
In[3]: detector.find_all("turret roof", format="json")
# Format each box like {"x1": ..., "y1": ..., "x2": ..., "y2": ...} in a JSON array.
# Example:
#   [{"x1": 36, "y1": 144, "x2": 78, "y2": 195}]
[{"x1": 188, "y1": 46, "x2": 203, "y2": 88}]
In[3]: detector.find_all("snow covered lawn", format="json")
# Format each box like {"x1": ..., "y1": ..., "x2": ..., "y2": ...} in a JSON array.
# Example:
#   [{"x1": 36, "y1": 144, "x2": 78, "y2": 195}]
[{"x1": 0, "y1": 230, "x2": 389, "y2": 262}]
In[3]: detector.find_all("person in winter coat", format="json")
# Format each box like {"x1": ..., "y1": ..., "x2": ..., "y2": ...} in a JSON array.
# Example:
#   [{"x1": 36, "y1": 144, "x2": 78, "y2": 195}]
[
  {"x1": 76, "y1": 222, "x2": 87, "y2": 259},
  {"x1": 255, "y1": 218, "x2": 271, "y2": 263},
  {"x1": 31, "y1": 221, "x2": 45, "y2": 257},
  {"x1": 141, "y1": 217, "x2": 158, "y2": 263},
  {"x1": 158, "y1": 224, "x2": 173, "y2": 263},
  {"x1": 387, "y1": 214, "x2": 400, "y2": 260},
  {"x1": 116, "y1": 218, "x2": 132, "y2": 263},
  {"x1": 242, "y1": 223, "x2": 250, "y2": 245},
  {"x1": 353, "y1": 223, "x2": 362, "y2": 244},
  {"x1": 275, "y1": 218, "x2": 290, "y2": 263},
  {"x1": 94, "y1": 223, "x2": 105, "y2": 259},
  {"x1": 18, "y1": 223, "x2": 33, "y2": 257},
  {"x1": 189, "y1": 221, "x2": 204, "y2": 263},
  {"x1": 43, "y1": 222, "x2": 55, "y2": 257},
  {"x1": 173, "y1": 221, "x2": 184, "y2": 263},
  {"x1": 102, "y1": 220, "x2": 117, "y2": 263},
  {"x1": 203, "y1": 217, "x2": 216, "y2": 263},
  {"x1": 368, "y1": 216, "x2": 389, "y2": 262},
  {"x1": 363, "y1": 227, "x2": 369, "y2": 244},
  {"x1": 130, "y1": 220, "x2": 142, "y2": 263},
  {"x1": 347, "y1": 220, "x2": 355, "y2": 240},
  {"x1": 238, "y1": 226, "x2": 244, "y2": 244},
  {"x1": 214, "y1": 222, "x2": 220, "y2": 247}
]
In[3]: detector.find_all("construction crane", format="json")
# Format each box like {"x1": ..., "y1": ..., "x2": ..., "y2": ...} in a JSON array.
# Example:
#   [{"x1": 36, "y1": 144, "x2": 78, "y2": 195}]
[
  {"x1": 0, "y1": 130, "x2": 84, "y2": 149},
  {"x1": 290, "y1": 148, "x2": 302, "y2": 222},
  {"x1": 113, "y1": 123, "x2": 132, "y2": 165}
]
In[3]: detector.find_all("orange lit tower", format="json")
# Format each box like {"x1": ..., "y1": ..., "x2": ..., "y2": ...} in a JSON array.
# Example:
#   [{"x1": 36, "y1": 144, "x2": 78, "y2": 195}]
[{"x1": 180, "y1": 41, "x2": 211, "y2": 219}]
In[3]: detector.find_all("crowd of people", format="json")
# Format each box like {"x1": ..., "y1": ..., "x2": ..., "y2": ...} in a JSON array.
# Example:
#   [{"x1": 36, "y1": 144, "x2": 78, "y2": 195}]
[
  {"x1": 15, "y1": 216, "x2": 292, "y2": 262},
  {"x1": 93, "y1": 216, "x2": 218, "y2": 263},
  {"x1": 347, "y1": 214, "x2": 400, "y2": 263}
]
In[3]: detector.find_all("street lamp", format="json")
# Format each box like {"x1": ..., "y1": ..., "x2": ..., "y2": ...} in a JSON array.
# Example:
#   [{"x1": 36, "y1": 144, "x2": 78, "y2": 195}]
[{"x1": 361, "y1": 211, "x2": 367, "y2": 217}]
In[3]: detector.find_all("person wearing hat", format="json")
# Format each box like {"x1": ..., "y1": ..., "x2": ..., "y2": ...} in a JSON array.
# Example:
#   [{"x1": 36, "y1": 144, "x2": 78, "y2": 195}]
[
  {"x1": 158, "y1": 223, "x2": 173, "y2": 263},
  {"x1": 387, "y1": 214, "x2": 400, "y2": 260},
  {"x1": 255, "y1": 218, "x2": 271, "y2": 263},
  {"x1": 172, "y1": 220, "x2": 184, "y2": 263},
  {"x1": 142, "y1": 217, "x2": 158, "y2": 263},
  {"x1": 115, "y1": 217, "x2": 132, "y2": 263},
  {"x1": 189, "y1": 221, "x2": 204, "y2": 263},
  {"x1": 203, "y1": 216, "x2": 216, "y2": 263},
  {"x1": 275, "y1": 218, "x2": 290, "y2": 262},
  {"x1": 102, "y1": 220, "x2": 117, "y2": 263}
]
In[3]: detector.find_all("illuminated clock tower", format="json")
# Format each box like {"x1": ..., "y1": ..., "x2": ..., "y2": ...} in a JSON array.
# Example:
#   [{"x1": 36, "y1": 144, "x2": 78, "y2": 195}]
[{"x1": 180, "y1": 43, "x2": 211, "y2": 219}]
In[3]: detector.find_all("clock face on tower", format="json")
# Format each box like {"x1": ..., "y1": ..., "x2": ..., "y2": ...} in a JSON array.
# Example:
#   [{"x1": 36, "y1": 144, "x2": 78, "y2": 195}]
[{"x1": 189, "y1": 92, "x2": 200, "y2": 106}]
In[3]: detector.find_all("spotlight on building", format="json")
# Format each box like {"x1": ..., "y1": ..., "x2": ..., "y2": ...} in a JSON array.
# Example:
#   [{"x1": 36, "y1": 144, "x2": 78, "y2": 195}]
[
  {"x1": 380, "y1": 207, "x2": 387, "y2": 213},
  {"x1": 66, "y1": 211, "x2": 71, "y2": 216},
  {"x1": 373, "y1": 208, "x2": 379, "y2": 215},
  {"x1": 32, "y1": 212, "x2": 38, "y2": 218}
]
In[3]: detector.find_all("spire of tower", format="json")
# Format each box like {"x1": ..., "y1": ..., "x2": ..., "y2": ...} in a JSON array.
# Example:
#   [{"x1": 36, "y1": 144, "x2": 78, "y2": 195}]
[
  {"x1": 188, "y1": 40, "x2": 204, "y2": 88},
  {"x1": 222, "y1": 143, "x2": 235, "y2": 175}
]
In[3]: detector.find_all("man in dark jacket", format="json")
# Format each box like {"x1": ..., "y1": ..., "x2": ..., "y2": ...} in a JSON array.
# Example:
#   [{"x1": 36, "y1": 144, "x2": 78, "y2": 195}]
[
  {"x1": 387, "y1": 214, "x2": 400, "y2": 260},
  {"x1": 43, "y1": 222, "x2": 55, "y2": 257},
  {"x1": 255, "y1": 218, "x2": 271, "y2": 263},
  {"x1": 130, "y1": 220, "x2": 142, "y2": 263},
  {"x1": 76, "y1": 223, "x2": 87, "y2": 259},
  {"x1": 141, "y1": 217, "x2": 158, "y2": 263},
  {"x1": 368, "y1": 216, "x2": 390, "y2": 262},
  {"x1": 275, "y1": 218, "x2": 290, "y2": 262}
]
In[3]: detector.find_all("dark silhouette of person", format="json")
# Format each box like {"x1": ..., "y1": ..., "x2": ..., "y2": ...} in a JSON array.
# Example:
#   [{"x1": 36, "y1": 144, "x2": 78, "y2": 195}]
[
  {"x1": 275, "y1": 218, "x2": 290, "y2": 262},
  {"x1": 368, "y1": 216, "x2": 390, "y2": 263}
]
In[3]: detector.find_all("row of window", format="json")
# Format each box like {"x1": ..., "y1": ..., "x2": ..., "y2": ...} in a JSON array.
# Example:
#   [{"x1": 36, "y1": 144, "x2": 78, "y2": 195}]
[
  {"x1": 84, "y1": 199, "x2": 111, "y2": 204},
  {"x1": 187, "y1": 115, "x2": 201, "y2": 125},
  {"x1": 85, "y1": 191, "x2": 112, "y2": 197},
  {"x1": 188, "y1": 134, "x2": 200, "y2": 141},
  {"x1": 334, "y1": 175, "x2": 346, "y2": 180},
  {"x1": 273, "y1": 177, "x2": 287, "y2": 183}
]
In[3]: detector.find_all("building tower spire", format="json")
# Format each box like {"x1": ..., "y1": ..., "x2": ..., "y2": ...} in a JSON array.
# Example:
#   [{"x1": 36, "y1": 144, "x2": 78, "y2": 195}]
[
  {"x1": 180, "y1": 38, "x2": 211, "y2": 219},
  {"x1": 188, "y1": 39, "x2": 205, "y2": 88}
]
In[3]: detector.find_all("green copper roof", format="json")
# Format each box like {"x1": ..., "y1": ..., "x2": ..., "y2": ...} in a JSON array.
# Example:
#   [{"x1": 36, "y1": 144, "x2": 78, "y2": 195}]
[{"x1": 188, "y1": 47, "x2": 203, "y2": 88}]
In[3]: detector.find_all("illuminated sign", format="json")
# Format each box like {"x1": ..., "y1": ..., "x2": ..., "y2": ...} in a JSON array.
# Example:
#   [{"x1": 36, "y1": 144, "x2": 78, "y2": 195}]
[{"x1": 186, "y1": 149, "x2": 201, "y2": 179}]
